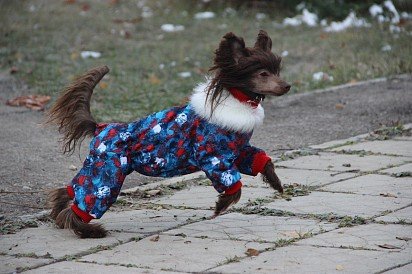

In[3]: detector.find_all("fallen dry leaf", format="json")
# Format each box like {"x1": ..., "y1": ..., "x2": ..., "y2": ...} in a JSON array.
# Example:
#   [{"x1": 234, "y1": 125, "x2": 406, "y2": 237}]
[
  {"x1": 81, "y1": 4, "x2": 90, "y2": 11},
  {"x1": 245, "y1": 248, "x2": 260, "y2": 257},
  {"x1": 148, "y1": 74, "x2": 161, "y2": 85},
  {"x1": 336, "y1": 264, "x2": 344, "y2": 271},
  {"x1": 281, "y1": 231, "x2": 301, "y2": 238},
  {"x1": 70, "y1": 52, "x2": 79, "y2": 60},
  {"x1": 99, "y1": 81, "x2": 109, "y2": 89},
  {"x1": 150, "y1": 235, "x2": 160, "y2": 242},
  {"x1": 335, "y1": 103, "x2": 345, "y2": 110},
  {"x1": 10, "y1": 66, "x2": 19, "y2": 74},
  {"x1": 396, "y1": 236, "x2": 411, "y2": 241},
  {"x1": 379, "y1": 193, "x2": 397, "y2": 198},
  {"x1": 6, "y1": 95, "x2": 51, "y2": 111},
  {"x1": 377, "y1": 244, "x2": 401, "y2": 249},
  {"x1": 145, "y1": 189, "x2": 161, "y2": 197}
]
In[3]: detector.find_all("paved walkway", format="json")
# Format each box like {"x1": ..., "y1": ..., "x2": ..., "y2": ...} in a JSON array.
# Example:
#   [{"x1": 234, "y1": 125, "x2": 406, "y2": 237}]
[{"x1": 1, "y1": 125, "x2": 411, "y2": 273}]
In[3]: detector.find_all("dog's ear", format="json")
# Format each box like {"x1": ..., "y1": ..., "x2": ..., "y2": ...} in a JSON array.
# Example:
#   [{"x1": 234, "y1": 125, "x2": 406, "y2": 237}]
[
  {"x1": 215, "y1": 32, "x2": 248, "y2": 65},
  {"x1": 254, "y1": 30, "x2": 272, "y2": 52}
]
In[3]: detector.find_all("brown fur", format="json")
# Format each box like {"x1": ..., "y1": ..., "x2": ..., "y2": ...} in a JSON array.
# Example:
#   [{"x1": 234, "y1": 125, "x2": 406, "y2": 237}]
[
  {"x1": 48, "y1": 188, "x2": 71, "y2": 220},
  {"x1": 207, "y1": 30, "x2": 290, "y2": 114},
  {"x1": 214, "y1": 189, "x2": 242, "y2": 216},
  {"x1": 262, "y1": 161, "x2": 284, "y2": 193},
  {"x1": 209, "y1": 30, "x2": 287, "y2": 214},
  {"x1": 47, "y1": 31, "x2": 287, "y2": 237},
  {"x1": 55, "y1": 208, "x2": 107, "y2": 238},
  {"x1": 46, "y1": 65, "x2": 109, "y2": 154},
  {"x1": 47, "y1": 66, "x2": 110, "y2": 238}
]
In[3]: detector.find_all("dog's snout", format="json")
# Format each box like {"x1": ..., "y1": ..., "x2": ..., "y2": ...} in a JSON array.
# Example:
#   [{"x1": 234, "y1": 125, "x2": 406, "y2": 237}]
[{"x1": 284, "y1": 84, "x2": 291, "y2": 91}]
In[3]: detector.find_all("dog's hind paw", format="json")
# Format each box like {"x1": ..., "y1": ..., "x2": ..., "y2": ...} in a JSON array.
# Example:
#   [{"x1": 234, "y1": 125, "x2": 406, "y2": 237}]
[{"x1": 214, "y1": 189, "x2": 242, "y2": 217}]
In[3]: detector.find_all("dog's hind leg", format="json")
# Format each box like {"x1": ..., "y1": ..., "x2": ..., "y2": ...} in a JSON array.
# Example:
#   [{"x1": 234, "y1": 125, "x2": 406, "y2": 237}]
[
  {"x1": 56, "y1": 208, "x2": 107, "y2": 238},
  {"x1": 214, "y1": 189, "x2": 242, "y2": 217}
]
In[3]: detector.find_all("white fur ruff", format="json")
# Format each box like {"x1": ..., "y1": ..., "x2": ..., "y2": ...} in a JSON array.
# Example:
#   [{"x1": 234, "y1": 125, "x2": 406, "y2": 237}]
[{"x1": 190, "y1": 82, "x2": 265, "y2": 133}]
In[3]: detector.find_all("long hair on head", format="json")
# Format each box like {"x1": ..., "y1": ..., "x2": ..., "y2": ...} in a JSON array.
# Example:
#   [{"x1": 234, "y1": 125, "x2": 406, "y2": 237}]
[{"x1": 206, "y1": 31, "x2": 281, "y2": 114}]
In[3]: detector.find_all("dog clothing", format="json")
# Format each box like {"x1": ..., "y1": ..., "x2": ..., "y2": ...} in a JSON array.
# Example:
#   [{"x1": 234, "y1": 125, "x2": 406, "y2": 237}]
[{"x1": 67, "y1": 83, "x2": 271, "y2": 222}]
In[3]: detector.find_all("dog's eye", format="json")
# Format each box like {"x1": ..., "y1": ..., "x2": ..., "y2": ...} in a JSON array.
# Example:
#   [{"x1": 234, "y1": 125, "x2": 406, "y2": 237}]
[{"x1": 259, "y1": 71, "x2": 269, "y2": 77}]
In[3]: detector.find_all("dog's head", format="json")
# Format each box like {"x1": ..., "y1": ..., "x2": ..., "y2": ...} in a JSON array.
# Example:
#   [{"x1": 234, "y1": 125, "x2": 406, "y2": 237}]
[{"x1": 210, "y1": 30, "x2": 290, "y2": 97}]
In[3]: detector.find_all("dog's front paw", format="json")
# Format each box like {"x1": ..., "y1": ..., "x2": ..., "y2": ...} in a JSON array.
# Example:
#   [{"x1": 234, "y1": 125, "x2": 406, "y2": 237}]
[{"x1": 262, "y1": 161, "x2": 283, "y2": 193}]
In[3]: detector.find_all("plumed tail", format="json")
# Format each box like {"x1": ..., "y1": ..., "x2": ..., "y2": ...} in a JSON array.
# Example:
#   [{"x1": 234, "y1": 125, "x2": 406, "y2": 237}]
[
  {"x1": 48, "y1": 187, "x2": 71, "y2": 220},
  {"x1": 46, "y1": 65, "x2": 109, "y2": 154}
]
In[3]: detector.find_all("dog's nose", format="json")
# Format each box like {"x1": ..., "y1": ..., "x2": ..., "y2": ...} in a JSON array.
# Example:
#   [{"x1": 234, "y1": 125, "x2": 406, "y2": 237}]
[{"x1": 284, "y1": 84, "x2": 291, "y2": 91}]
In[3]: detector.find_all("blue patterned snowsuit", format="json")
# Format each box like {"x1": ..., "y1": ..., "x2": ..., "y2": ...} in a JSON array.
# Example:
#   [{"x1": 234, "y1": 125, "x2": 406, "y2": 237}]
[{"x1": 68, "y1": 103, "x2": 270, "y2": 221}]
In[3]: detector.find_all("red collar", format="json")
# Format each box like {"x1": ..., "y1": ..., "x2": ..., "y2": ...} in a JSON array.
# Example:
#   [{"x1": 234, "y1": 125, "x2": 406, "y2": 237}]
[{"x1": 228, "y1": 87, "x2": 262, "y2": 108}]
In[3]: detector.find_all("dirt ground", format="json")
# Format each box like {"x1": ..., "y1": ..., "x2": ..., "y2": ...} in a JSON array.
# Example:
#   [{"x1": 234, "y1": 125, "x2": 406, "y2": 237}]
[{"x1": 0, "y1": 72, "x2": 411, "y2": 221}]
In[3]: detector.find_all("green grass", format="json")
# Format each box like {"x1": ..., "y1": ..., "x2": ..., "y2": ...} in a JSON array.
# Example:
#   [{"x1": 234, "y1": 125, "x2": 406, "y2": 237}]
[{"x1": 1, "y1": 0, "x2": 411, "y2": 121}]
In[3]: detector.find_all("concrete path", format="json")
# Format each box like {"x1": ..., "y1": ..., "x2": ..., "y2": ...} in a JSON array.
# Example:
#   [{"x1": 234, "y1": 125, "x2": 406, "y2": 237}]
[{"x1": 1, "y1": 126, "x2": 411, "y2": 273}]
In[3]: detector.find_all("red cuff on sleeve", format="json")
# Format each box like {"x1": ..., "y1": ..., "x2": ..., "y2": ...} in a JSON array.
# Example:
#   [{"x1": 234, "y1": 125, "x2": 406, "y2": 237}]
[
  {"x1": 66, "y1": 185, "x2": 75, "y2": 199},
  {"x1": 251, "y1": 152, "x2": 271, "y2": 175},
  {"x1": 71, "y1": 204, "x2": 94, "y2": 223},
  {"x1": 225, "y1": 181, "x2": 242, "y2": 195}
]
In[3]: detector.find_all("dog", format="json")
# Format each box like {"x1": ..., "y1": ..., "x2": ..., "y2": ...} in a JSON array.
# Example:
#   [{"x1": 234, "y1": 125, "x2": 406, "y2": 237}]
[{"x1": 47, "y1": 30, "x2": 290, "y2": 238}]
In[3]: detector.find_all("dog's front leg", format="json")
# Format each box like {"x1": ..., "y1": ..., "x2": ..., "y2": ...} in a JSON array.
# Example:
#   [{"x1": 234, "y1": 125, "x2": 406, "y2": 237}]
[{"x1": 262, "y1": 160, "x2": 283, "y2": 193}]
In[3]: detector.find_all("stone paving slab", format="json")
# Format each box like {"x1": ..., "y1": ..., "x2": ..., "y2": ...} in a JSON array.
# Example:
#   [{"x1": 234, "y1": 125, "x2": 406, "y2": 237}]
[
  {"x1": 375, "y1": 207, "x2": 412, "y2": 224},
  {"x1": 263, "y1": 191, "x2": 411, "y2": 218},
  {"x1": 331, "y1": 140, "x2": 412, "y2": 157},
  {"x1": 381, "y1": 163, "x2": 412, "y2": 175},
  {"x1": 308, "y1": 133, "x2": 369, "y2": 150},
  {"x1": 297, "y1": 223, "x2": 411, "y2": 251},
  {"x1": 278, "y1": 152, "x2": 409, "y2": 172},
  {"x1": 24, "y1": 261, "x2": 184, "y2": 274},
  {"x1": 102, "y1": 209, "x2": 211, "y2": 234},
  {"x1": 0, "y1": 225, "x2": 134, "y2": 259},
  {"x1": 393, "y1": 136, "x2": 412, "y2": 141},
  {"x1": 152, "y1": 185, "x2": 277, "y2": 209},
  {"x1": 163, "y1": 212, "x2": 337, "y2": 242},
  {"x1": 385, "y1": 263, "x2": 412, "y2": 274},
  {"x1": 321, "y1": 174, "x2": 412, "y2": 198},
  {"x1": 80, "y1": 235, "x2": 272, "y2": 273},
  {"x1": 0, "y1": 255, "x2": 51, "y2": 274},
  {"x1": 223, "y1": 169, "x2": 352, "y2": 189},
  {"x1": 209, "y1": 244, "x2": 412, "y2": 274},
  {"x1": 275, "y1": 168, "x2": 355, "y2": 187}
]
